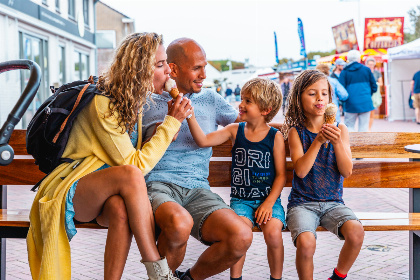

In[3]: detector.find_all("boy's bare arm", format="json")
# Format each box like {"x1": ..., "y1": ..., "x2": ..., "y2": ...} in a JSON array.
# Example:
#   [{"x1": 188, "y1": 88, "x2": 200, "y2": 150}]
[
  {"x1": 187, "y1": 110, "x2": 235, "y2": 147},
  {"x1": 255, "y1": 132, "x2": 287, "y2": 225},
  {"x1": 289, "y1": 127, "x2": 323, "y2": 178}
]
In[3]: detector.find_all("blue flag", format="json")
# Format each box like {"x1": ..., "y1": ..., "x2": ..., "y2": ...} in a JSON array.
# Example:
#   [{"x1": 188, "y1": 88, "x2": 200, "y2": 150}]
[
  {"x1": 297, "y1": 18, "x2": 307, "y2": 58},
  {"x1": 274, "y1": 32, "x2": 279, "y2": 64}
]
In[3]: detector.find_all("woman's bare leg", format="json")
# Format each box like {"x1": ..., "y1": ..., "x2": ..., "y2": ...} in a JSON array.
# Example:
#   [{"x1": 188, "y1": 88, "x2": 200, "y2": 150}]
[
  {"x1": 73, "y1": 165, "x2": 160, "y2": 262},
  {"x1": 95, "y1": 195, "x2": 133, "y2": 280}
]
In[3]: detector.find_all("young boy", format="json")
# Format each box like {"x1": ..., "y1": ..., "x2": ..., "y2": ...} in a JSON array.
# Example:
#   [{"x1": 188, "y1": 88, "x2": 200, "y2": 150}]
[{"x1": 187, "y1": 78, "x2": 287, "y2": 280}]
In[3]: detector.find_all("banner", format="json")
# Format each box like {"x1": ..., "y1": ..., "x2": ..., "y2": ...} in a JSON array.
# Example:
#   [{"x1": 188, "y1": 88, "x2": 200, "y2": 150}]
[
  {"x1": 297, "y1": 18, "x2": 307, "y2": 58},
  {"x1": 332, "y1": 19, "x2": 359, "y2": 54},
  {"x1": 274, "y1": 31, "x2": 279, "y2": 64},
  {"x1": 364, "y1": 17, "x2": 404, "y2": 50}
]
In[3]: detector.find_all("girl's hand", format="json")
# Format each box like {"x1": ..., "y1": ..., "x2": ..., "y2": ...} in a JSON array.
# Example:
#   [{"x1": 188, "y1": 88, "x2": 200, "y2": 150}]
[
  {"x1": 167, "y1": 94, "x2": 193, "y2": 123},
  {"x1": 321, "y1": 124, "x2": 342, "y2": 145},
  {"x1": 315, "y1": 130, "x2": 328, "y2": 144},
  {"x1": 255, "y1": 201, "x2": 273, "y2": 225}
]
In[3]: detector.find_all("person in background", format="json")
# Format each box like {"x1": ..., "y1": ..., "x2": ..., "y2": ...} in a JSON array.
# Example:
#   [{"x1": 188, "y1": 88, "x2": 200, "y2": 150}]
[
  {"x1": 412, "y1": 69, "x2": 420, "y2": 124},
  {"x1": 281, "y1": 75, "x2": 293, "y2": 115},
  {"x1": 330, "y1": 58, "x2": 346, "y2": 80},
  {"x1": 225, "y1": 85, "x2": 233, "y2": 101},
  {"x1": 339, "y1": 50, "x2": 377, "y2": 132},
  {"x1": 366, "y1": 57, "x2": 383, "y2": 131},
  {"x1": 234, "y1": 84, "x2": 242, "y2": 101},
  {"x1": 316, "y1": 64, "x2": 348, "y2": 121}
]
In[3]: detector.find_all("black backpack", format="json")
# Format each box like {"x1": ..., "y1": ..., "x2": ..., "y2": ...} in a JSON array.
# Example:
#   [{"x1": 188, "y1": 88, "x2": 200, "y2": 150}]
[{"x1": 26, "y1": 76, "x2": 102, "y2": 178}]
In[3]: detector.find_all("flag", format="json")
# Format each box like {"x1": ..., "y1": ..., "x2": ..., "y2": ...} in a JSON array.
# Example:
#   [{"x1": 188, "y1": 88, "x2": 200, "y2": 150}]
[
  {"x1": 297, "y1": 18, "x2": 307, "y2": 58},
  {"x1": 274, "y1": 32, "x2": 279, "y2": 64}
]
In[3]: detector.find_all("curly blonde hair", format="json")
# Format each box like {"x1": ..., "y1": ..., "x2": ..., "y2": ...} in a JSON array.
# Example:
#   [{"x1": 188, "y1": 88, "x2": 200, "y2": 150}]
[
  {"x1": 97, "y1": 32, "x2": 163, "y2": 134},
  {"x1": 281, "y1": 70, "x2": 332, "y2": 139},
  {"x1": 241, "y1": 78, "x2": 282, "y2": 122}
]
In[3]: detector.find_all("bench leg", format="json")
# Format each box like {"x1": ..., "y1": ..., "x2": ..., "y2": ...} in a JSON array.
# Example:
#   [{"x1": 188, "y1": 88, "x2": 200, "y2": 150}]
[
  {"x1": 410, "y1": 184, "x2": 420, "y2": 280},
  {"x1": 0, "y1": 186, "x2": 6, "y2": 280},
  {"x1": 0, "y1": 238, "x2": 5, "y2": 280}
]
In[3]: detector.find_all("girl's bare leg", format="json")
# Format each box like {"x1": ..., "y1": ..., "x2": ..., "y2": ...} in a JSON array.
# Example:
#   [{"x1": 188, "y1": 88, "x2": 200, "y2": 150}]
[{"x1": 73, "y1": 165, "x2": 160, "y2": 262}]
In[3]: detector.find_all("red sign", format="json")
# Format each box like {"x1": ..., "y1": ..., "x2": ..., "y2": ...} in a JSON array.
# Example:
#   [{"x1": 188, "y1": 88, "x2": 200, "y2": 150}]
[
  {"x1": 364, "y1": 17, "x2": 404, "y2": 50},
  {"x1": 332, "y1": 20, "x2": 359, "y2": 54}
]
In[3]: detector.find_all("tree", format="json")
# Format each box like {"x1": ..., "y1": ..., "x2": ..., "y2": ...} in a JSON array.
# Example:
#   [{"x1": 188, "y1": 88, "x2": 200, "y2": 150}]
[{"x1": 405, "y1": 5, "x2": 420, "y2": 43}]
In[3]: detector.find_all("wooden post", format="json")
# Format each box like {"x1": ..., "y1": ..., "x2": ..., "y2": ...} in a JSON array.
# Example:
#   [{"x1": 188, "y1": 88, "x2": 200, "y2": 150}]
[{"x1": 409, "y1": 158, "x2": 420, "y2": 280}]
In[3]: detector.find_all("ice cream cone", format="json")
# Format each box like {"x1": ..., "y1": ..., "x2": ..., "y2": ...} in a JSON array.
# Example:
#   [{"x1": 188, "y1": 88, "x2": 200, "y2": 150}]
[
  {"x1": 324, "y1": 103, "x2": 338, "y2": 147},
  {"x1": 165, "y1": 78, "x2": 179, "y2": 99},
  {"x1": 324, "y1": 114, "x2": 336, "y2": 124},
  {"x1": 169, "y1": 88, "x2": 179, "y2": 99}
]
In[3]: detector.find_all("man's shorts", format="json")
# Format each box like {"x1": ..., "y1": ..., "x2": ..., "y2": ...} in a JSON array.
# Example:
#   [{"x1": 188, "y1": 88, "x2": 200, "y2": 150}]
[
  {"x1": 413, "y1": 93, "x2": 420, "y2": 109},
  {"x1": 147, "y1": 181, "x2": 231, "y2": 245},
  {"x1": 286, "y1": 202, "x2": 360, "y2": 245},
  {"x1": 230, "y1": 197, "x2": 287, "y2": 230}
]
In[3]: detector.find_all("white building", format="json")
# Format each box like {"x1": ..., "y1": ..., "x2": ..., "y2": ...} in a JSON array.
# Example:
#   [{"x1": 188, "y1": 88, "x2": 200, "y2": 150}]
[{"x1": 0, "y1": 0, "x2": 96, "y2": 128}]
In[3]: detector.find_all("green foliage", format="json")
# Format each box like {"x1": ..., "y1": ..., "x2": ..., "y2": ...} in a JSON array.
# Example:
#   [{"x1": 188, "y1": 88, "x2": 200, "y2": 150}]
[
  {"x1": 302, "y1": 50, "x2": 335, "y2": 61},
  {"x1": 408, "y1": 5, "x2": 420, "y2": 40},
  {"x1": 404, "y1": 5, "x2": 420, "y2": 44},
  {"x1": 208, "y1": 60, "x2": 245, "y2": 72}
]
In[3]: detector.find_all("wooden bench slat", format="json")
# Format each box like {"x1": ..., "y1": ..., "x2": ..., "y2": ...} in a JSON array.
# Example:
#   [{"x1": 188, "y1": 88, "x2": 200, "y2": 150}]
[
  {"x1": 0, "y1": 159, "x2": 45, "y2": 185},
  {"x1": 9, "y1": 130, "x2": 420, "y2": 159},
  {"x1": 5, "y1": 209, "x2": 419, "y2": 232},
  {"x1": 0, "y1": 210, "x2": 105, "y2": 229}
]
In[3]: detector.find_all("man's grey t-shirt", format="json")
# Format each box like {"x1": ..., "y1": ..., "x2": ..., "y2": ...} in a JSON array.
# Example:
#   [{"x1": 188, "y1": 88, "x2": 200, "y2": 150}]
[{"x1": 142, "y1": 88, "x2": 238, "y2": 190}]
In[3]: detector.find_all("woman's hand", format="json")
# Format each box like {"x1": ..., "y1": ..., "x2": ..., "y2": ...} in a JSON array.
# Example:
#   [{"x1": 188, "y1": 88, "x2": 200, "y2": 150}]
[
  {"x1": 321, "y1": 124, "x2": 342, "y2": 145},
  {"x1": 167, "y1": 94, "x2": 193, "y2": 123}
]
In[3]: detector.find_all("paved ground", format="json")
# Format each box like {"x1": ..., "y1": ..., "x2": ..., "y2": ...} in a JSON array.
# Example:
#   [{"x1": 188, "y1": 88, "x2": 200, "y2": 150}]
[{"x1": 5, "y1": 114, "x2": 420, "y2": 279}]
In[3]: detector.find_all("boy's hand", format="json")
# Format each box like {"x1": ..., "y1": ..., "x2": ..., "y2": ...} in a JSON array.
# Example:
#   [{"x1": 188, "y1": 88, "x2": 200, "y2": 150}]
[
  {"x1": 255, "y1": 201, "x2": 274, "y2": 225},
  {"x1": 321, "y1": 124, "x2": 342, "y2": 145}
]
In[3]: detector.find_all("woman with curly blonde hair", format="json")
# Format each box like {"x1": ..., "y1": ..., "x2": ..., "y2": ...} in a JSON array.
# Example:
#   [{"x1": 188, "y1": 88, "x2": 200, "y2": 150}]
[{"x1": 27, "y1": 32, "x2": 191, "y2": 280}]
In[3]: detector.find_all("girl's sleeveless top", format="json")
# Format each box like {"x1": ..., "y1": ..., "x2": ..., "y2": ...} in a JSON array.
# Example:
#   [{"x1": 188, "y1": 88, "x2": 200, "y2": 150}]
[
  {"x1": 230, "y1": 122, "x2": 277, "y2": 200},
  {"x1": 287, "y1": 124, "x2": 344, "y2": 209}
]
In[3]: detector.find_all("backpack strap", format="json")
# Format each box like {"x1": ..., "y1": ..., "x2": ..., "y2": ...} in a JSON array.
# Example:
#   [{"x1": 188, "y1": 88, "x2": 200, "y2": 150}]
[{"x1": 52, "y1": 76, "x2": 95, "y2": 143}]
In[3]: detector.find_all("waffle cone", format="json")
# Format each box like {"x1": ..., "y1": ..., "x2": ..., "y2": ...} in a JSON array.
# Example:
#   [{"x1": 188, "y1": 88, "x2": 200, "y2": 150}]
[
  {"x1": 169, "y1": 88, "x2": 179, "y2": 99},
  {"x1": 324, "y1": 114, "x2": 336, "y2": 124}
]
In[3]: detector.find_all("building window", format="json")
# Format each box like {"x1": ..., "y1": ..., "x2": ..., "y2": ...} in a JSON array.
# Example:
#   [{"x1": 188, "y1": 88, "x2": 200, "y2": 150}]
[
  {"x1": 96, "y1": 30, "x2": 116, "y2": 49},
  {"x1": 74, "y1": 51, "x2": 89, "y2": 81},
  {"x1": 56, "y1": 0, "x2": 60, "y2": 12},
  {"x1": 19, "y1": 32, "x2": 49, "y2": 127},
  {"x1": 68, "y1": 0, "x2": 75, "y2": 19},
  {"x1": 59, "y1": 46, "x2": 66, "y2": 84},
  {"x1": 83, "y1": 0, "x2": 89, "y2": 25}
]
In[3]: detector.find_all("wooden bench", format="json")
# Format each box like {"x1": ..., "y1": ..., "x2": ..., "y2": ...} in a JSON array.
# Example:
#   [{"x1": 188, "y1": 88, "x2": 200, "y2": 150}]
[{"x1": 1, "y1": 130, "x2": 420, "y2": 279}]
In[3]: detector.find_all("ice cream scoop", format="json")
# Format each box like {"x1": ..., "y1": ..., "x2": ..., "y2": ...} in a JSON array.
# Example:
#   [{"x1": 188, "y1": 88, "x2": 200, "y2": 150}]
[
  {"x1": 165, "y1": 78, "x2": 179, "y2": 99},
  {"x1": 324, "y1": 103, "x2": 338, "y2": 124}
]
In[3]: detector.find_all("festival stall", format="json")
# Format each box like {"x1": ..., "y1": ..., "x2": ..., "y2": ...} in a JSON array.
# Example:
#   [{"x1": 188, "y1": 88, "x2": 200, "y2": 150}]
[{"x1": 386, "y1": 38, "x2": 420, "y2": 121}]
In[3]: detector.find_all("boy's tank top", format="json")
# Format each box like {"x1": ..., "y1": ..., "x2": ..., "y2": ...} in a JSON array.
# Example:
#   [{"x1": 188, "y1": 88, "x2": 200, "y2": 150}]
[
  {"x1": 230, "y1": 122, "x2": 278, "y2": 200},
  {"x1": 288, "y1": 124, "x2": 344, "y2": 209}
]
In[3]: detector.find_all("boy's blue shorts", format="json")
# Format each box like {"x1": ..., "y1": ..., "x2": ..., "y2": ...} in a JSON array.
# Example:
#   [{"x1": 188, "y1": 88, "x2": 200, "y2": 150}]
[{"x1": 230, "y1": 197, "x2": 287, "y2": 230}]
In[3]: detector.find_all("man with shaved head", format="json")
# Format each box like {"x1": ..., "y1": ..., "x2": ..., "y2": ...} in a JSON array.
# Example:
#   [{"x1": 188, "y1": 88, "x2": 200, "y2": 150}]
[{"x1": 142, "y1": 38, "x2": 250, "y2": 280}]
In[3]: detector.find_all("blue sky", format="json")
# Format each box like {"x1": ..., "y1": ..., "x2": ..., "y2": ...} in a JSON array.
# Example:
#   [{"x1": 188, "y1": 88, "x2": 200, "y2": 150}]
[{"x1": 101, "y1": 0, "x2": 419, "y2": 67}]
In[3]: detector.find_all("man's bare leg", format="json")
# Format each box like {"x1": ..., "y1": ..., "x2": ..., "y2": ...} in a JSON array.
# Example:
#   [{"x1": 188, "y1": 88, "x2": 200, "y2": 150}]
[{"x1": 189, "y1": 209, "x2": 253, "y2": 280}]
